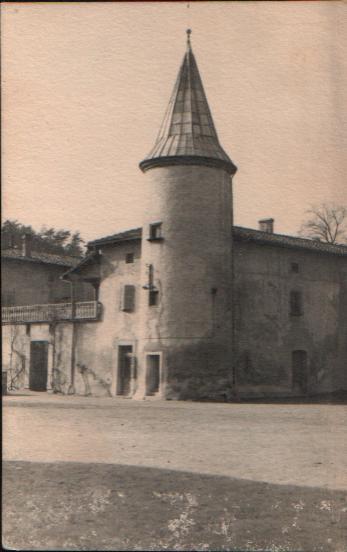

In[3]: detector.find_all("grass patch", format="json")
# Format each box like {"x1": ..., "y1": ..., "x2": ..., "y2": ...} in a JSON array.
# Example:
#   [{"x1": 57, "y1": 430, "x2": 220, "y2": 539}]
[{"x1": 3, "y1": 461, "x2": 347, "y2": 551}]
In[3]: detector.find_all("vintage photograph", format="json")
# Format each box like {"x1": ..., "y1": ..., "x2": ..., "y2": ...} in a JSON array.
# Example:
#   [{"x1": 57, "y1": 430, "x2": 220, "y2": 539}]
[{"x1": 2, "y1": 1, "x2": 347, "y2": 550}]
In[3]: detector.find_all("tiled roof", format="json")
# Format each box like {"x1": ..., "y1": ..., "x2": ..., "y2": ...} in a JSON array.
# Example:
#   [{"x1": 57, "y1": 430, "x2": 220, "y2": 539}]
[
  {"x1": 88, "y1": 225, "x2": 347, "y2": 257},
  {"x1": 233, "y1": 226, "x2": 347, "y2": 257},
  {"x1": 140, "y1": 32, "x2": 236, "y2": 175},
  {"x1": 1, "y1": 248, "x2": 80, "y2": 267},
  {"x1": 62, "y1": 250, "x2": 101, "y2": 279},
  {"x1": 88, "y1": 228, "x2": 142, "y2": 248}
]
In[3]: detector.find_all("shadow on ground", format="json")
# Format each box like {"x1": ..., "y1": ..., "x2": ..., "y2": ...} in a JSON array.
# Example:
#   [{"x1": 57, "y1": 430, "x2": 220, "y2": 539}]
[{"x1": 3, "y1": 461, "x2": 347, "y2": 551}]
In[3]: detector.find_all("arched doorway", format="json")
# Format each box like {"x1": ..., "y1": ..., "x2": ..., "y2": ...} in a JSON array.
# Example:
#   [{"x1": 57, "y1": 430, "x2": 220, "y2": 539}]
[
  {"x1": 146, "y1": 354, "x2": 161, "y2": 396},
  {"x1": 292, "y1": 350, "x2": 308, "y2": 395}
]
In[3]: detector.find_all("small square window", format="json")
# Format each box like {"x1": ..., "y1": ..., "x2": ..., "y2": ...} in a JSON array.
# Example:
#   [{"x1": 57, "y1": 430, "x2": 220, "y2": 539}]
[
  {"x1": 291, "y1": 262, "x2": 299, "y2": 273},
  {"x1": 148, "y1": 223, "x2": 163, "y2": 241},
  {"x1": 149, "y1": 289, "x2": 159, "y2": 307},
  {"x1": 126, "y1": 253, "x2": 134, "y2": 264}
]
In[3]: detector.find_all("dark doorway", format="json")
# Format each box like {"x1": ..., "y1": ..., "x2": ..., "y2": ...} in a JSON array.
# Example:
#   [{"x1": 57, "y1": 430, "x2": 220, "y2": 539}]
[
  {"x1": 146, "y1": 354, "x2": 161, "y2": 395},
  {"x1": 292, "y1": 350, "x2": 308, "y2": 395},
  {"x1": 29, "y1": 341, "x2": 49, "y2": 391},
  {"x1": 117, "y1": 345, "x2": 133, "y2": 396}
]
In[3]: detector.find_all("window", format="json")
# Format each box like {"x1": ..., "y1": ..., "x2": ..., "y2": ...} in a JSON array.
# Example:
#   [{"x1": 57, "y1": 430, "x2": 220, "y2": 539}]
[
  {"x1": 290, "y1": 290, "x2": 303, "y2": 316},
  {"x1": 149, "y1": 289, "x2": 159, "y2": 307},
  {"x1": 291, "y1": 262, "x2": 299, "y2": 273},
  {"x1": 121, "y1": 285, "x2": 135, "y2": 312},
  {"x1": 2, "y1": 291, "x2": 15, "y2": 306},
  {"x1": 126, "y1": 253, "x2": 134, "y2": 264},
  {"x1": 148, "y1": 222, "x2": 163, "y2": 241}
]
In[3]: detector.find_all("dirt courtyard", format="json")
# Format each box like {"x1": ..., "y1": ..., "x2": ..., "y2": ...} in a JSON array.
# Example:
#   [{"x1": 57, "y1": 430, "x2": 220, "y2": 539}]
[{"x1": 3, "y1": 394, "x2": 347, "y2": 551}]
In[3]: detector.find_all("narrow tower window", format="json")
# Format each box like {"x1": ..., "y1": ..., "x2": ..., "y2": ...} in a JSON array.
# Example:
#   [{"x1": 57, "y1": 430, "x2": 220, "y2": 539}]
[
  {"x1": 126, "y1": 253, "x2": 134, "y2": 264},
  {"x1": 149, "y1": 289, "x2": 159, "y2": 307},
  {"x1": 290, "y1": 290, "x2": 303, "y2": 316}
]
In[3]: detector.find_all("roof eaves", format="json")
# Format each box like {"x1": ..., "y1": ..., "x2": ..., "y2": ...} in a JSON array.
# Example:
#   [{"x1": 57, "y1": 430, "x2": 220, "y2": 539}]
[
  {"x1": 233, "y1": 226, "x2": 347, "y2": 256},
  {"x1": 61, "y1": 250, "x2": 101, "y2": 280},
  {"x1": 88, "y1": 228, "x2": 142, "y2": 248},
  {"x1": 1, "y1": 250, "x2": 79, "y2": 267}
]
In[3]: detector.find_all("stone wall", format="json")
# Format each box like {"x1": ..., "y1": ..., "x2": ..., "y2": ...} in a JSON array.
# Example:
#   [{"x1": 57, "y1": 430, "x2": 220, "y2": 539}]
[{"x1": 233, "y1": 241, "x2": 347, "y2": 397}]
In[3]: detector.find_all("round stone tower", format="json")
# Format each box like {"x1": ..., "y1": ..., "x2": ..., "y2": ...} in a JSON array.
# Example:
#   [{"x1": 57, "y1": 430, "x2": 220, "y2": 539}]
[{"x1": 136, "y1": 31, "x2": 237, "y2": 400}]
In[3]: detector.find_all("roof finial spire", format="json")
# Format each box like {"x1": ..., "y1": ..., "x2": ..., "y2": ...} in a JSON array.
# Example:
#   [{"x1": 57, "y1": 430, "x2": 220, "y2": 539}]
[{"x1": 186, "y1": 28, "x2": 192, "y2": 50}]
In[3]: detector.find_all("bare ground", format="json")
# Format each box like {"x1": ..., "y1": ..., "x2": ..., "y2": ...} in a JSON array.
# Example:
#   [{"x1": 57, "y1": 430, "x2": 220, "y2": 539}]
[{"x1": 2, "y1": 393, "x2": 347, "y2": 551}]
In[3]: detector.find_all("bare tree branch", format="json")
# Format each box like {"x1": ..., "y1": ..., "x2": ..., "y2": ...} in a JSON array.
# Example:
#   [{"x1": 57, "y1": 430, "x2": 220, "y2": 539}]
[{"x1": 299, "y1": 203, "x2": 347, "y2": 244}]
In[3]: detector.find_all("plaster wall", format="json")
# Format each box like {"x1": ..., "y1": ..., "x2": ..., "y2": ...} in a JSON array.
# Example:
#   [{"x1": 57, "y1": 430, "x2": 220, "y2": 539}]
[
  {"x1": 3, "y1": 235, "x2": 346, "y2": 400},
  {"x1": 2, "y1": 323, "x2": 72, "y2": 393},
  {"x1": 136, "y1": 165, "x2": 234, "y2": 400},
  {"x1": 72, "y1": 240, "x2": 142, "y2": 396},
  {"x1": 1, "y1": 242, "x2": 142, "y2": 397}
]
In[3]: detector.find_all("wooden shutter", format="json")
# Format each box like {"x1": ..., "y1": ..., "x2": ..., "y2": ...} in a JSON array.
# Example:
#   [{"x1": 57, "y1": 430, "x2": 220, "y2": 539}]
[
  {"x1": 122, "y1": 285, "x2": 135, "y2": 312},
  {"x1": 290, "y1": 290, "x2": 302, "y2": 316}
]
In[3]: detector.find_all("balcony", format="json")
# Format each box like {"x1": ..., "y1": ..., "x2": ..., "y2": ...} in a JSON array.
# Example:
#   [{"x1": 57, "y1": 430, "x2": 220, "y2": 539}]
[{"x1": 2, "y1": 301, "x2": 101, "y2": 325}]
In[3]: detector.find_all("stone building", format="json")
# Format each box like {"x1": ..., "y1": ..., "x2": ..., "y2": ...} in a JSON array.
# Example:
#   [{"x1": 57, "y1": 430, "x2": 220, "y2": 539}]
[
  {"x1": 2, "y1": 34, "x2": 347, "y2": 399},
  {"x1": 1, "y1": 234, "x2": 88, "y2": 307}
]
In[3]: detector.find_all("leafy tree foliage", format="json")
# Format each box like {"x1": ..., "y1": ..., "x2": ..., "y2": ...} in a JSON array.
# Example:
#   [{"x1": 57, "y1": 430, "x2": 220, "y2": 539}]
[
  {"x1": 299, "y1": 204, "x2": 347, "y2": 245},
  {"x1": 1, "y1": 220, "x2": 85, "y2": 256}
]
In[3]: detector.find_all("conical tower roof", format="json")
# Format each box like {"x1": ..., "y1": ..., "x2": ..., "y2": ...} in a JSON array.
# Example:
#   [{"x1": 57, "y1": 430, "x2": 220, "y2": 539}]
[{"x1": 140, "y1": 31, "x2": 237, "y2": 175}]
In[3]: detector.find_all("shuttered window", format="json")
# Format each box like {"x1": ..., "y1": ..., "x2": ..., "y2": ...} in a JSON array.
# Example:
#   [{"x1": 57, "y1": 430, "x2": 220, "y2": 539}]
[
  {"x1": 290, "y1": 290, "x2": 303, "y2": 316},
  {"x1": 121, "y1": 285, "x2": 135, "y2": 312}
]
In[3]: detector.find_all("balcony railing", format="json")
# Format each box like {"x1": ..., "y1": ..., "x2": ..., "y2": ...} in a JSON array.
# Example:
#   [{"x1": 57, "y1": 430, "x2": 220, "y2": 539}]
[{"x1": 2, "y1": 301, "x2": 101, "y2": 325}]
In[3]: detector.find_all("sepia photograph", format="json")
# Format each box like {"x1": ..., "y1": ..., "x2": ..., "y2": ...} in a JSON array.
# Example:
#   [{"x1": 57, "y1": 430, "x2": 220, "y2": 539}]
[{"x1": 2, "y1": 1, "x2": 347, "y2": 551}]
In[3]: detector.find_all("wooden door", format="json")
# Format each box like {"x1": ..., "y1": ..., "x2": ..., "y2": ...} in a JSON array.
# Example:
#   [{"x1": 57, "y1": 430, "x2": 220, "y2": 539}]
[
  {"x1": 292, "y1": 350, "x2": 308, "y2": 395},
  {"x1": 29, "y1": 341, "x2": 49, "y2": 391},
  {"x1": 118, "y1": 346, "x2": 132, "y2": 395},
  {"x1": 146, "y1": 354, "x2": 160, "y2": 395}
]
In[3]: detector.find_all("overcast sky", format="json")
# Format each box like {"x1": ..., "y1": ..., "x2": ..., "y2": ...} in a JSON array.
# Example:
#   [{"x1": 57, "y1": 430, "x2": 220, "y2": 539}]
[{"x1": 2, "y1": 1, "x2": 347, "y2": 242}]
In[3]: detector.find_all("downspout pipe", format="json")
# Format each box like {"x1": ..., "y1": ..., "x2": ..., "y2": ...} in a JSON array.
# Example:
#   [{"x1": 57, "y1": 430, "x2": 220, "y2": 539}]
[
  {"x1": 230, "y1": 176, "x2": 239, "y2": 401},
  {"x1": 68, "y1": 279, "x2": 77, "y2": 395}
]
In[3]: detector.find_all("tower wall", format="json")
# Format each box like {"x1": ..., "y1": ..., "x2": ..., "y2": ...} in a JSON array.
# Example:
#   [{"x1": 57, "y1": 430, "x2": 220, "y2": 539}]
[{"x1": 136, "y1": 164, "x2": 234, "y2": 400}]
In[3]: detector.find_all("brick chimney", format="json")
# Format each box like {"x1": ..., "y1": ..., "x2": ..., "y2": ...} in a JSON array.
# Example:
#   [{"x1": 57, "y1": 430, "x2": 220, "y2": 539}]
[
  {"x1": 21, "y1": 233, "x2": 33, "y2": 257},
  {"x1": 259, "y1": 218, "x2": 274, "y2": 234}
]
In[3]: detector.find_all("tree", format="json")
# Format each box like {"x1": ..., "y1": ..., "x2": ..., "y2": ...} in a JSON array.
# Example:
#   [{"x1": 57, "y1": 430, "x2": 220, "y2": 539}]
[
  {"x1": 299, "y1": 204, "x2": 347, "y2": 245},
  {"x1": 1, "y1": 220, "x2": 85, "y2": 256}
]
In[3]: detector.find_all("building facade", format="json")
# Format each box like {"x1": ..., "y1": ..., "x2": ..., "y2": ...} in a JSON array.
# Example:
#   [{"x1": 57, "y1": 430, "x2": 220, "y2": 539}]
[{"x1": 2, "y1": 35, "x2": 347, "y2": 399}]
